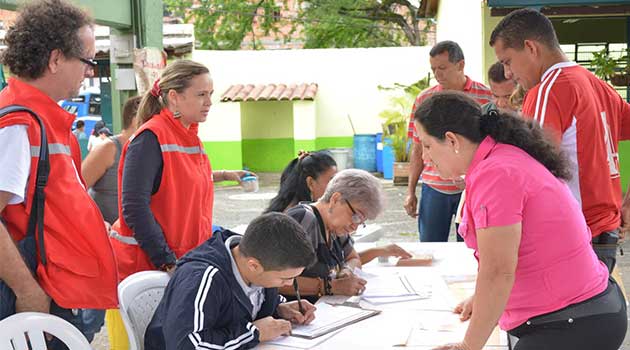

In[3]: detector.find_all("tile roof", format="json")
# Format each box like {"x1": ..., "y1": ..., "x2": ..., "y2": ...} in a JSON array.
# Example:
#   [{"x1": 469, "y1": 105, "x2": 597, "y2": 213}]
[{"x1": 220, "y1": 83, "x2": 318, "y2": 102}]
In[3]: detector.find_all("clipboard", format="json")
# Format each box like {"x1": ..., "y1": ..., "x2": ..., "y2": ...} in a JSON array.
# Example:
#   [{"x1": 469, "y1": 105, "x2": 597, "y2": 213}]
[{"x1": 290, "y1": 303, "x2": 381, "y2": 339}]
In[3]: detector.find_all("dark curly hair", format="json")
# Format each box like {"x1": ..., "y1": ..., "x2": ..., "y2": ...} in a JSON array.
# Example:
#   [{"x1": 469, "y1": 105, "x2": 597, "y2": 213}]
[
  {"x1": 414, "y1": 91, "x2": 571, "y2": 181},
  {"x1": 2, "y1": 0, "x2": 93, "y2": 80}
]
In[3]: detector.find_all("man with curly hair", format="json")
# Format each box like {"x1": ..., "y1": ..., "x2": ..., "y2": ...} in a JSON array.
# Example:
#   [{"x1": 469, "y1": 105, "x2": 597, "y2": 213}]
[{"x1": 0, "y1": 0, "x2": 118, "y2": 345}]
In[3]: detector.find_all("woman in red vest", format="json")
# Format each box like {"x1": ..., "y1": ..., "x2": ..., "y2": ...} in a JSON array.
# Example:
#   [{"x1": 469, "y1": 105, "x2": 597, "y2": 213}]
[
  {"x1": 111, "y1": 59, "x2": 249, "y2": 278},
  {"x1": 108, "y1": 59, "x2": 252, "y2": 349}
]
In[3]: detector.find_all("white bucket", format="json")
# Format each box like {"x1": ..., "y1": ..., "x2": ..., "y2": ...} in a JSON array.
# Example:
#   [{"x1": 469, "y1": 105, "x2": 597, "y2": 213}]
[{"x1": 329, "y1": 148, "x2": 350, "y2": 170}]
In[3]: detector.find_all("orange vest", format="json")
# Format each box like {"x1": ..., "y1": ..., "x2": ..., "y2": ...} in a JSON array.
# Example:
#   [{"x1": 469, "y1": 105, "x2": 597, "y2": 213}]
[
  {"x1": 111, "y1": 108, "x2": 214, "y2": 280},
  {"x1": 0, "y1": 78, "x2": 118, "y2": 309}
]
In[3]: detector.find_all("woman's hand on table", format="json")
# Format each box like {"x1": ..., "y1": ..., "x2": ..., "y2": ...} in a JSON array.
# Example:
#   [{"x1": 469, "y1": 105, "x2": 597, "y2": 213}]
[
  {"x1": 331, "y1": 274, "x2": 367, "y2": 296},
  {"x1": 432, "y1": 342, "x2": 472, "y2": 350},
  {"x1": 454, "y1": 295, "x2": 474, "y2": 321}
]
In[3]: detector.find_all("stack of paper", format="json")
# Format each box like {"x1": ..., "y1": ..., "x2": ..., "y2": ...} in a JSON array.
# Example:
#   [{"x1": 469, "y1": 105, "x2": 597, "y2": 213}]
[{"x1": 360, "y1": 273, "x2": 432, "y2": 305}]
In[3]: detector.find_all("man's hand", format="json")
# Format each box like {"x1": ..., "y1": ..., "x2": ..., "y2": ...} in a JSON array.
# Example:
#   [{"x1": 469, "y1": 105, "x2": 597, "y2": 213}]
[
  {"x1": 15, "y1": 284, "x2": 50, "y2": 314},
  {"x1": 276, "y1": 300, "x2": 316, "y2": 325},
  {"x1": 253, "y1": 316, "x2": 292, "y2": 342},
  {"x1": 404, "y1": 193, "x2": 418, "y2": 218},
  {"x1": 331, "y1": 274, "x2": 367, "y2": 296}
]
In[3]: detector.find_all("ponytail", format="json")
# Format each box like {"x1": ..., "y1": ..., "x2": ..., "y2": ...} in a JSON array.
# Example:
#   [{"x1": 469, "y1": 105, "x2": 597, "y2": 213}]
[{"x1": 414, "y1": 91, "x2": 571, "y2": 180}]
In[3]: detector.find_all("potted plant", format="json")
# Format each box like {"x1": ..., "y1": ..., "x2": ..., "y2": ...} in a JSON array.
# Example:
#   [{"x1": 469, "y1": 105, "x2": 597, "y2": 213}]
[
  {"x1": 378, "y1": 77, "x2": 429, "y2": 185},
  {"x1": 591, "y1": 48, "x2": 630, "y2": 86}
]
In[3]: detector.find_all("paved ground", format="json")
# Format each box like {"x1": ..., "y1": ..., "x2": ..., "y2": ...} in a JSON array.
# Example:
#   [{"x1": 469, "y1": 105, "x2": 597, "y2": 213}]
[{"x1": 93, "y1": 172, "x2": 630, "y2": 349}]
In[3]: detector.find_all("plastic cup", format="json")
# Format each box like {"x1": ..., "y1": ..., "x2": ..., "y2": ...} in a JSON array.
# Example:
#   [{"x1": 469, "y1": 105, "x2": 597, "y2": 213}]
[{"x1": 241, "y1": 175, "x2": 259, "y2": 193}]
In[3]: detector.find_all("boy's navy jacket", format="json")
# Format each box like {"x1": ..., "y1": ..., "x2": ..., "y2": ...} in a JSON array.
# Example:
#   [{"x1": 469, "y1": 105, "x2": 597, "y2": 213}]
[{"x1": 145, "y1": 229, "x2": 285, "y2": 350}]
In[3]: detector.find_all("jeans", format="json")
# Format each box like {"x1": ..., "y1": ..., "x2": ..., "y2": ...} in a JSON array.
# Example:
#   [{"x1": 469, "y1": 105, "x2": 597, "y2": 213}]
[
  {"x1": 418, "y1": 183, "x2": 463, "y2": 242},
  {"x1": 0, "y1": 235, "x2": 105, "y2": 348},
  {"x1": 592, "y1": 229, "x2": 619, "y2": 273}
]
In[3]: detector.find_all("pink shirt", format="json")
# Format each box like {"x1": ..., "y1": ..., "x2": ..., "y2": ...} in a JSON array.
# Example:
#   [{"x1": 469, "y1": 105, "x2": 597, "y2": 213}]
[{"x1": 458, "y1": 136, "x2": 609, "y2": 331}]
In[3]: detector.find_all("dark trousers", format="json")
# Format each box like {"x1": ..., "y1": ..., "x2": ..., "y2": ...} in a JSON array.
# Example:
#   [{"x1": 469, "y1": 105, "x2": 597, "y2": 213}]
[
  {"x1": 509, "y1": 279, "x2": 627, "y2": 350},
  {"x1": 418, "y1": 183, "x2": 463, "y2": 242},
  {"x1": 592, "y1": 229, "x2": 619, "y2": 273}
]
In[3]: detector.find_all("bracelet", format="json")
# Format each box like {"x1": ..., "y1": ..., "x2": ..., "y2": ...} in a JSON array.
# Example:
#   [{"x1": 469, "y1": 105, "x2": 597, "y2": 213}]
[{"x1": 324, "y1": 277, "x2": 332, "y2": 295}]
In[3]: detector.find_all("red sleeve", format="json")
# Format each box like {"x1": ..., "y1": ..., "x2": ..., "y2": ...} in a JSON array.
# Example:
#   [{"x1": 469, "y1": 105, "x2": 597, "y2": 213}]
[{"x1": 522, "y1": 87, "x2": 572, "y2": 144}]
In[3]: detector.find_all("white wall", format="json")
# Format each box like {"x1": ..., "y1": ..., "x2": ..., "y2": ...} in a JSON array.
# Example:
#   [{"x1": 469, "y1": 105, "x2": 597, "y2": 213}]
[
  {"x1": 435, "y1": 0, "x2": 485, "y2": 83},
  {"x1": 194, "y1": 46, "x2": 432, "y2": 142}
]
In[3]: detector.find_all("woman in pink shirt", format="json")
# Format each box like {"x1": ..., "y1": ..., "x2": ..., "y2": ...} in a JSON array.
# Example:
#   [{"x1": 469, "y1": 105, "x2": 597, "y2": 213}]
[{"x1": 413, "y1": 92, "x2": 626, "y2": 350}]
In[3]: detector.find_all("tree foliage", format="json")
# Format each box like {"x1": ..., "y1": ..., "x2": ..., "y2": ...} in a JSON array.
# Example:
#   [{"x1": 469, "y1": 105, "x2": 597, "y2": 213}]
[
  {"x1": 297, "y1": 0, "x2": 429, "y2": 48},
  {"x1": 164, "y1": 0, "x2": 432, "y2": 50},
  {"x1": 165, "y1": 0, "x2": 288, "y2": 50}
]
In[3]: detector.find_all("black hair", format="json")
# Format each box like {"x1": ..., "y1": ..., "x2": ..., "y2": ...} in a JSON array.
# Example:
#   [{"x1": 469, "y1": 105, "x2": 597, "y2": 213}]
[
  {"x1": 489, "y1": 8, "x2": 560, "y2": 50},
  {"x1": 239, "y1": 212, "x2": 316, "y2": 271},
  {"x1": 76, "y1": 120, "x2": 85, "y2": 128},
  {"x1": 2, "y1": 0, "x2": 93, "y2": 80},
  {"x1": 414, "y1": 91, "x2": 571, "y2": 180},
  {"x1": 92, "y1": 120, "x2": 105, "y2": 136},
  {"x1": 488, "y1": 62, "x2": 508, "y2": 83},
  {"x1": 430, "y1": 40, "x2": 464, "y2": 63},
  {"x1": 264, "y1": 151, "x2": 337, "y2": 213}
]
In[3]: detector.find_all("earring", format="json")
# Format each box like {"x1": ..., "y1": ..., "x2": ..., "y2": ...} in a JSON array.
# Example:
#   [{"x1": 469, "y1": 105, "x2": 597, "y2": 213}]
[
  {"x1": 455, "y1": 149, "x2": 459, "y2": 154},
  {"x1": 173, "y1": 110, "x2": 181, "y2": 118}
]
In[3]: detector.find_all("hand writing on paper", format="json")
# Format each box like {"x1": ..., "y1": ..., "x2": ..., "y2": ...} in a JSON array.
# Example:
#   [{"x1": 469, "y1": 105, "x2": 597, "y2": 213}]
[
  {"x1": 432, "y1": 342, "x2": 472, "y2": 350},
  {"x1": 331, "y1": 274, "x2": 367, "y2": 296},
  {"x1": 454, "y1": 295, "x2": 474, "y2": 321},
  {"x1": 253, "y1": 316, "x2": 292, "y2": 341},
  {"x1": 277, "y1": 300, "x2": 316, "y2": 325}
]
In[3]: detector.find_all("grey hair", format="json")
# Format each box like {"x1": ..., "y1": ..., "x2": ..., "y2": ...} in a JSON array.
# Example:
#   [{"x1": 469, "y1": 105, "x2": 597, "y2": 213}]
[{"x1": 321, "y1": 169, "x2": 385, "y2": 220}]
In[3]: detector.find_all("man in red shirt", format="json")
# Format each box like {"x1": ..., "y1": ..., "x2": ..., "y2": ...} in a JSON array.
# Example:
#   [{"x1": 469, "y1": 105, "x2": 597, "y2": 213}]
[
  {"x1": 0, "y1": 0, "x2": 118, "y2": 345},
  {"x1": 491, "y1": 8, "x2": 630, "y2": 272},
  {"x1": 405, "y1": 41, "x2": 492, "y2": 242}
]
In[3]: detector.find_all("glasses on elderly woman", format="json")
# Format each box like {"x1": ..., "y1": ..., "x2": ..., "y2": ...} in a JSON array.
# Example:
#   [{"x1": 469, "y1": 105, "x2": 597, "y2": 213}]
[{"x1": 344, "y1": 199, "x2": 366, "y2": 228}]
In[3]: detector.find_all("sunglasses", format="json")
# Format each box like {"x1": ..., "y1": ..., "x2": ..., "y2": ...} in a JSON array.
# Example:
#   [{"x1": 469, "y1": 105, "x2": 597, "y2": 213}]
[{"x1": 345, "y1": 199, "x2": 366, "y2": 228}]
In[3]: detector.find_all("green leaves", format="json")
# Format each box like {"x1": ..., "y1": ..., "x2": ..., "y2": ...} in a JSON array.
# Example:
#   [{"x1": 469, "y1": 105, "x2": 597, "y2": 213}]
[{"x1": 164, "y1": 0, "x2": 431, "y2": 50}]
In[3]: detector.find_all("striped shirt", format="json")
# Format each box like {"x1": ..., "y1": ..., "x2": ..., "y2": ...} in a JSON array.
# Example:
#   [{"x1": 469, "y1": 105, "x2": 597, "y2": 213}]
[
  {"x1": 521, "y1": 61, "x2": 630, "y2": 236},
  {"x1": 408, "y1": 76, "x2": 492, "y2": 193}
]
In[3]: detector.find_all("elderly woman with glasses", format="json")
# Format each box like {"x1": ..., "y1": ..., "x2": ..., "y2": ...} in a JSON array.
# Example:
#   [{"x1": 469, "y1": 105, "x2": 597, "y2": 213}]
[{"x1": 282, "y1": 169, "x2": 385, "y2": 302}]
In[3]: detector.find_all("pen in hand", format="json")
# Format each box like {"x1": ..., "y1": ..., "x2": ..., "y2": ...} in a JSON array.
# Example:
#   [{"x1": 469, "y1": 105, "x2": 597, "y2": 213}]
[{"x1": 293, "y1": 278, "x2": 305, "y2": 315}]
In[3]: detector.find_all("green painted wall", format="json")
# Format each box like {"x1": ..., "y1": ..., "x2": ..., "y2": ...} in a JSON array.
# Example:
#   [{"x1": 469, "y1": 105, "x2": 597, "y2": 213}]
[
  {"x1": 620, "y1": 141, "x2": 630, "y2": 193},
  {"x1": 203, "y1": 141, "x2": 243, "y2": 170},
  {"x1": 242, "y1": 138, "x2": 295, "y2": 172},
  {"x1": 316, "y1": 136, "x2": 354, "y2": 150},
  {"x1": 204, "y1": 136, "x2": 352, "y2": 172}
]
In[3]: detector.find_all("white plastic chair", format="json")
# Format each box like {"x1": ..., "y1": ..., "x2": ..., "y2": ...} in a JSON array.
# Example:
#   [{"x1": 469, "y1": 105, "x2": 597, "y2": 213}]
[
  {"x1": 118, "y1": 271, "x2": 170, "y2": 350},
  {"x1": 0, "y1": 312, "x2": 92, "y2": 350}
]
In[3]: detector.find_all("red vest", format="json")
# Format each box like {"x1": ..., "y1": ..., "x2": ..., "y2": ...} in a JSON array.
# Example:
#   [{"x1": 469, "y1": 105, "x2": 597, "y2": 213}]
[
  {"x1": 0, "y1": 78, "x2": 118, "y2": 309},
  {"x1": 111, "y1": 108, "x2": 214, "y2": 280}
]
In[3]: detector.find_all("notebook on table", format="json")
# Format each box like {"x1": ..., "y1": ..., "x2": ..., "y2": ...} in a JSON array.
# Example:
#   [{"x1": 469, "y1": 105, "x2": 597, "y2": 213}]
[{"x1": 290, "y1": 303, "x2": 380, "y2": 339}]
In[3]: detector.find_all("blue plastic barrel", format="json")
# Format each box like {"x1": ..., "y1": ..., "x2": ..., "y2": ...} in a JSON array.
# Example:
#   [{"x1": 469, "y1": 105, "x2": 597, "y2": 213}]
[
  {"x1": 353, "y1": 134, "x2": 377, "y2": 172},
  {"x1": 383, "y1": 139, "x2": 394, "y2": 179},
  {"x1": 376, "y1": 133, "x2": 383, "y2": 173}
]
